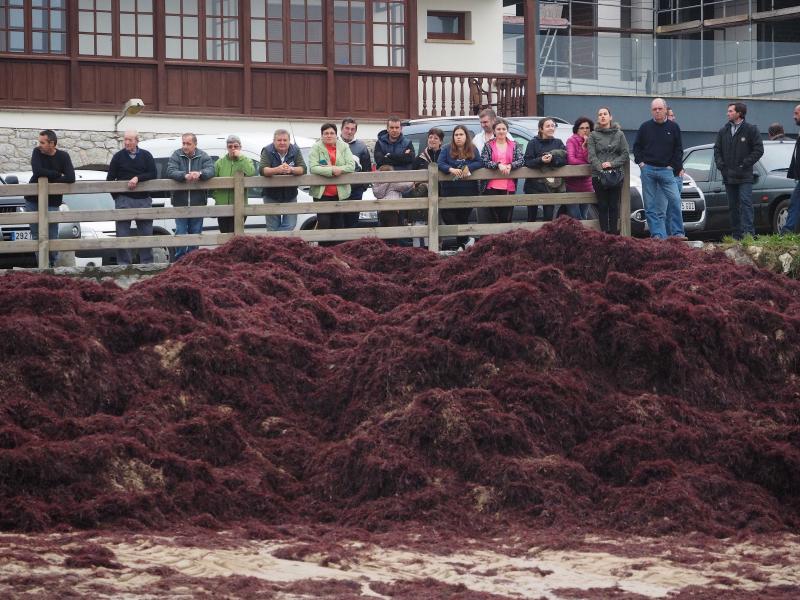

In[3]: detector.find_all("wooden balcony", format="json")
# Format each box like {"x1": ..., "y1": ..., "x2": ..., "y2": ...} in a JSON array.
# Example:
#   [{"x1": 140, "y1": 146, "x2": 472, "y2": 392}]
[{"x1": 418, "y1": 72, "x2": 528, "y2": 118}]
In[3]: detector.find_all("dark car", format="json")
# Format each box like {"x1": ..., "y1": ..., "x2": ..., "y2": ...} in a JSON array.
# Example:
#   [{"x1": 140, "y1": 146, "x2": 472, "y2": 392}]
[{"x1": 682, "y1": 139, "x2": 796, "y2": 238}]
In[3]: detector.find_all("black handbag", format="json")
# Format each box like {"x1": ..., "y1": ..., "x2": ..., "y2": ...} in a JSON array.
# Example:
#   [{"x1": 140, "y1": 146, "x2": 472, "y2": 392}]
[{"x1": 598, "y1": 168, "x2": 624, "y2": 189}]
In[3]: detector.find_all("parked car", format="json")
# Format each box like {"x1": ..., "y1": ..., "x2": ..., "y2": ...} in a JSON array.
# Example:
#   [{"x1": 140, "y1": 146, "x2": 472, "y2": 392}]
[
  {"x1": 682, "y1": 139, "x2": 796, "y2": 238},
  {"x1": 0, "y1": 173, "x2": 81, "y2": 268}
]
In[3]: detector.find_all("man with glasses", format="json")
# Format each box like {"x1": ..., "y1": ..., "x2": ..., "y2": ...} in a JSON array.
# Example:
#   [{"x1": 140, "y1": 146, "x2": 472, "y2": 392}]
[
  {"x1": 212, "y1": 134, "x2": 255, "y2": 234},
  {"x1": 633, "y1": 98, "x2": 685, "y2": 239},
  {"x1": 260, "y1": 129, "x2": 306, "y2": 232}
]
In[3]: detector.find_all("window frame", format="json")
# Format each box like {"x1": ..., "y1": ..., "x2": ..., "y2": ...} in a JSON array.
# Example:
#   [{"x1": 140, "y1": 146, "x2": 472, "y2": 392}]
[
  {"x1": 0, "y1": 0, "x2": 67, "y2": 55},
  {"x1": 426, "y1": 10, "x2": 466, "y2": 41},
  {"x1": 163, "y1": 0, "x2": 240, "y2": 62}
]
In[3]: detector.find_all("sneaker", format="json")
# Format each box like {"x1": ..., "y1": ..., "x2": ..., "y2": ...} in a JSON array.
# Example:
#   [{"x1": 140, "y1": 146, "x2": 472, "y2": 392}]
[{"x1": 464, "y1": 237, "x2": 475, "y2": 249}]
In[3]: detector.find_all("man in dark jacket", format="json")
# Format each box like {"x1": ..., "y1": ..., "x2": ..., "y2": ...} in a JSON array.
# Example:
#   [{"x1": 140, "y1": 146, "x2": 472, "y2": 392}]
[
  {"x1": 779, "y1": 104, "x2": 800, "y2": 235},
  {"x1": 260, "y1": 129, "x2": 307, "y2": 232},
  {"x1": 340, "y1": 117, "x2": 372, "y2": 228},
  {"x1": 633, "y1": 97, "x2": 684, "y2": 240},
  {"x1": 107, "y1": 129, "x2": 158, "y2": 265},
  {"x1": 166, "y1": 133, "x2": 215, "y2": 260},
  {"x1": 26, "y1": 129, "x2": 75, "y2": 267},
  {"x1": 374, "y1": 116, "x2": 414, "y2": 171},
  {"x1": 713, "y1": 102, "x2": 764, "y2": 239}
]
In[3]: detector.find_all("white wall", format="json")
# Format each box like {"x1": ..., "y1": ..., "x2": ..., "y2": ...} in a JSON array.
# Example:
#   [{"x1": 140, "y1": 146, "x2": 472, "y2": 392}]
[{"x1": 417, "y1": 0, "x2": 504, "y2": 73}]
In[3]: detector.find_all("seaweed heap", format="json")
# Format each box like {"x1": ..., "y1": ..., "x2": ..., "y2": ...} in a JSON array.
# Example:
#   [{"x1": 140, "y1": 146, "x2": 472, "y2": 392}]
[{"x1": 1, "y1": 219, "x2": 798, "y2": 537}]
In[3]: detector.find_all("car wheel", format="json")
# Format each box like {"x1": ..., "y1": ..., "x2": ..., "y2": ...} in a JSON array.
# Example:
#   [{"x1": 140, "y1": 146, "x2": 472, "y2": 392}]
[
  {"x1": 149, "y1": 246, "x2": 174, "y2": 264},
  {"x1": 772, "y1": 198, "x2": 790, "y2": 234},
  {"x1": 300, "y1": 217, "x2": 317, "y2": 230}
]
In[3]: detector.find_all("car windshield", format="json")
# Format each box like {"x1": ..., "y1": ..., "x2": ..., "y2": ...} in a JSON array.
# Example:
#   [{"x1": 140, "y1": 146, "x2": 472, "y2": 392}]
[
  {"x1": 760, "y1": 143, "x2": 795, "y2": 173},
  {"x1": 63, "y1": 193, "x2": 115, "y2": 211}
]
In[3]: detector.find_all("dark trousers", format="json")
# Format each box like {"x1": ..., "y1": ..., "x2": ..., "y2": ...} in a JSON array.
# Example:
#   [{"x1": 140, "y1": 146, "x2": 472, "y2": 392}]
[
  {"x1": 441, "y1": 207, "x2": 471, "y2": 248},
  {"x1": 482, "y1": 188, "x2": 514, "y2": 223},
  {"x1": 527, "y1": 192, "x2": 555, "y2": 222},
  {"x1": 317, "y1": 195, "x2": 346, "y2": 245},
  {"x1": 115, "y1": 194, "x2": 154, "y2": 265},
  {"x1": 726, "y1": 182, "x2": 754, "y2": 239},
  {"x1": 218, "y1": 217, "x2": 235, "y2": 234},
  {"x1": 345, "y1": 189, "x2": 363, "y2": 228},
  {"x1": 592, "y1": 178, "x2": 621, "y2": 234}
]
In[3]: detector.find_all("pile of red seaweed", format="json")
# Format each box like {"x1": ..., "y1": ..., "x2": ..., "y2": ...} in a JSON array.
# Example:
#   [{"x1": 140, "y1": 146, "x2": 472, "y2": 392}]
[{"x1": 1, "y1": 218, "x2": 798, "y2": 537}]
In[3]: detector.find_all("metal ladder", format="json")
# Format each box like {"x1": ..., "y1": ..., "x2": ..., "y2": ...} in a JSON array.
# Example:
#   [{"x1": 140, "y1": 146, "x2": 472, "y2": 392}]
[{"x1": 539, "y1": 28, "x2": 558, "y2": 78}]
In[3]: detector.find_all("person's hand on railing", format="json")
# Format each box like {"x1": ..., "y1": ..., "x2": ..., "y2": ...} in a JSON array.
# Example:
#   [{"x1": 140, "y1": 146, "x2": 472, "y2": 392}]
[
  {"x1": 541, "y1": 153, "x2": 553, "y2": 164},
  {"x1": 499, "y1": 163, "x2": 512, "y2": 175},
  {"x1": 185, "y1": 171, "x2": 201, "y2": 182},
  {"x1": 127, "y1": 176, "x2": 139, "y2": 191},
  {"x1": 449, "y1": 167, "x2": 464, "y2": 180},
  {"x1": 331, "y1": 166, "x2": 343, "y2": 177}
]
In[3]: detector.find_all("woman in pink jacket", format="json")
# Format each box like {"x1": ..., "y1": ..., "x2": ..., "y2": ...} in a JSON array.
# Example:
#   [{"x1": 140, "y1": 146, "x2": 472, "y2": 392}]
[{"x1": 566, "y1": 116, "x2": 594, "y2": 220}]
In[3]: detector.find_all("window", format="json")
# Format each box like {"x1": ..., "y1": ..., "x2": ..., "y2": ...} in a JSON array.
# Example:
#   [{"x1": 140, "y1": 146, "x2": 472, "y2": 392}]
[
  {"x1": 683, "y1": 148, "x2": 713, "y2": 183},
  {"x1": 334, "y1": 0, "x2": 366, "y2": 65},
  {"x1": 250, "y1": 0, "x2": 284, "y2": 62},
  {"x1": 165, "y1": 0, "x2": 239, "y2": 61},
  {"x1": 373, "y1": 1, "x2": 405, "y2": 67},
  {"x1": 250, "y1": 0, "x2": 321, "y2": 64},
  {"x1": 79, "y1": 0, "x2": 113, "y2": 55},
  {"x1": 79, "y1": 0, "x2": 153, "y2": 58},
  {"x1": 427, "y1": 11, "x2": 465, "y2": 41},
  {"x1": 206, "y1": 0, "x2": 239, "y2": 61},
  {"x1": 0, "y1": 0, "x2": 66, "y2": 54},
  {"x1": 120, "y1": 0, "x2": 153, "y2": 58}
]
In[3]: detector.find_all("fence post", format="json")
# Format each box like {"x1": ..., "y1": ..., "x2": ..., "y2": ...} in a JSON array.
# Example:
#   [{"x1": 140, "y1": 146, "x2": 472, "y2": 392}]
[
  {"x1": 233, "y1": 171, "x2": 245, "y2": 236},
  {"x1": 620, "y1": 160, "x2": 631, "y2": 237},
  {"x1": 36, "y1": 177, "x2": 50, "y2": 269},
  {"x1": 427, "y1": 164, "x2": 439, "y2": 252}
]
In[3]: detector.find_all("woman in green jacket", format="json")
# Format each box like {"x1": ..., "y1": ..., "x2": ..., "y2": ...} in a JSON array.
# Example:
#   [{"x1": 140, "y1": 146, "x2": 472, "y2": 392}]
[
  {"x1": 212, "y1": 134, "x2": 256, "y2": 233},
  {"x1": 308, "y1": 122, "x2": 356, "y2": 234}
]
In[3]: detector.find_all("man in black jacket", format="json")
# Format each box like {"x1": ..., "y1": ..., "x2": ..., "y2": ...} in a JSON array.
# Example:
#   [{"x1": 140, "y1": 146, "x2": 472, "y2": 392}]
[
  {"x1": 713, "y1": 102, "x2": 764, "y2": 239},
  {"x1": 340, "y1": 117, "x2": 372, "y2": 228},
  {"x1": 373, "y1": 116, "x2": 414, "y2": 170},
  {"x1": 779, "y1": 104, "x2": 800, "y2": 234},
  {"x1": 26, "y1": 129, "x2": 75, "y2": 267}
]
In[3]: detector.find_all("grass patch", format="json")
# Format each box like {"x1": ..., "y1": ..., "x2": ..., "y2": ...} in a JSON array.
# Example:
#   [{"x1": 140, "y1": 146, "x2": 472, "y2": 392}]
[{"x1": 721, "y1": 233, "x2": 800, "y2": 249}]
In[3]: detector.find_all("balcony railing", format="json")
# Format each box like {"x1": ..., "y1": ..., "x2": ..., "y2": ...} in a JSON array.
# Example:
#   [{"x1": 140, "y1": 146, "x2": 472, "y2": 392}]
[{"x1": 418, "y1": 72, "x2": 528, "y2": 118}]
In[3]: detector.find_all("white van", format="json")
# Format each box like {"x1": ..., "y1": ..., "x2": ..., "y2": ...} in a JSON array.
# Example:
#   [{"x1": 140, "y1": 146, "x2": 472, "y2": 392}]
[{"x1": 138, "y1": 133, "x2": 320, "y2": 235}]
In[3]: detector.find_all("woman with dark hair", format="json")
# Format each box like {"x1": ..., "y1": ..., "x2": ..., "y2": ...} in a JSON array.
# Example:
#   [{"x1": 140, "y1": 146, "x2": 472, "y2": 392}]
[
  {"x1": 480, "y1": 118, "x2": 523, "y2": 223},
  {"x1": 414, "y1": 127, "x2": 444, "y2": 169},
  {"x1": 437, "y1": 125, "x2": 483, "y2": 249},
  {"x1": 523, "y1": 117, "x2": 567, "y2": 222},
  {"x1": 308, "y1": 122, "x2": 356, "y2": 238},
  {"x1": 566, "y1": 116, "x2": 594, "y2": 219},
  {"x1": 587, "y1": 107, "x2": 629, "y2": 235}
]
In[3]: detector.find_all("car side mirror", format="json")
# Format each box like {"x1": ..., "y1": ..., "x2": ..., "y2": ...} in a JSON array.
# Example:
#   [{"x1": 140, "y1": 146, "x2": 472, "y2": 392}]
[{"x1": 5, "y1": 175, "x2": 19, "y2": 184}]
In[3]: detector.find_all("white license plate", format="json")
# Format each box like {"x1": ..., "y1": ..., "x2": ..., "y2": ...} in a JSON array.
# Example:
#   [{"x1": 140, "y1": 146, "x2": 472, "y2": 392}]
[
  {"x1": 680, "y1": 201, "x2": 696, "y2": 211},
  {"x1": 12, "y1": 231, "x2": 32, "y2": 241}
]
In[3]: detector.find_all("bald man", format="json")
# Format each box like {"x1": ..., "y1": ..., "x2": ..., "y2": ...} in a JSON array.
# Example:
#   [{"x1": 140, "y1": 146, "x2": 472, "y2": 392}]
[
  {"x1": 633, "y1": 97, "x2": 685, "y2": 239},
  {"x1": 106, "y1": 130, "x2": 158, "y2": 265}
]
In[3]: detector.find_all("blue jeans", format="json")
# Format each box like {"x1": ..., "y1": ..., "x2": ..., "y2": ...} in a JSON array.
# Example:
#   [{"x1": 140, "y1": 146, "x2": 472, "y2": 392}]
[
  {"x1": 640, "y1": 165, "x2": 679, "y2": 239},
  {"x1": 174, "y1": 217, "x2": 203, "y2": 260},
  {"x1": 24, "y1": 199, "x2": 59, "y2": 267},
  {"x1": 726, "y1": 182, "x2": 754, "y2": 239},
  {"x1": 780, "y1": 180, "x2": 800, "y2": 234},
  {"x1": 265, "y1": 197, "x2": 298, "y2": 232},
  {"x1": 666, "y1": 175, "x2": 685, "y2": 237}
]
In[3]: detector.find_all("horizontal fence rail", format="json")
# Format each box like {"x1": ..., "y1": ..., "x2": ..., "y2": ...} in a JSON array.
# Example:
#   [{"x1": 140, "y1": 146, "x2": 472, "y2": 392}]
[{"x1": 0, "y1": 164, "x2": 630, "y2": 269}]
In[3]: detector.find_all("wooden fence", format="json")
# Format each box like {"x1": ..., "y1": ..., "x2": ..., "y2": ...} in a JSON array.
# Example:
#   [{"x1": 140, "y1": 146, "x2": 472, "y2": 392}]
[{"x1": 0, "y1": 164, "x2": 630, "y2": 269}]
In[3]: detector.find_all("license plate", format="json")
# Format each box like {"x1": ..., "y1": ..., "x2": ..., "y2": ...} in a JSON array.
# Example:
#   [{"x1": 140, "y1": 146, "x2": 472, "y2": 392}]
[
  {"x1": 680, "y1": 201, "x2": 696, "y2": 211},
  {"x1": 12, "y1": 231, "x2": 32, "y2": 241}
]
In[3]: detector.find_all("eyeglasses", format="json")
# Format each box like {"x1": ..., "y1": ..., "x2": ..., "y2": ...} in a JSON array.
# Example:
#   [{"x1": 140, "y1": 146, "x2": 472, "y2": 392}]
[
  {"x1": 578, "y1": 125, "x2": 591, "y2": 130},
  {"x1": 227, "y1": 143, "x2": 241, "y2": 148}
]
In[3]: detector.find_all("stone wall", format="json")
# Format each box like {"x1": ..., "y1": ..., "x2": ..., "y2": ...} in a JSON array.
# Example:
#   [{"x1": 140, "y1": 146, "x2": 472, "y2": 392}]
[{"x1": 0, "y1": 128, "x2": 179, "y2": 173}]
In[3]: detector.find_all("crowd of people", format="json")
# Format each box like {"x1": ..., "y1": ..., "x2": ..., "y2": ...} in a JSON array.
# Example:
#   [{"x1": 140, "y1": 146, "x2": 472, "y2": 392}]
[{"x1": 20, "y1": 99, "x2": 800, "y2": 265}]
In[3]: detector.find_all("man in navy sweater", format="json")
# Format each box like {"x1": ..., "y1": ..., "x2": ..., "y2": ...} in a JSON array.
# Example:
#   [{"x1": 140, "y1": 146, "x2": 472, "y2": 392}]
[
  {"x1": 633, "y1": 98, "x2": 684, "y2": 240},
  {"x1": 27, "y1": 129, "x2": 75, "y2": 267},
  {"x1": 106, "y1": 130, "x2": 158, "y2": 265}
]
